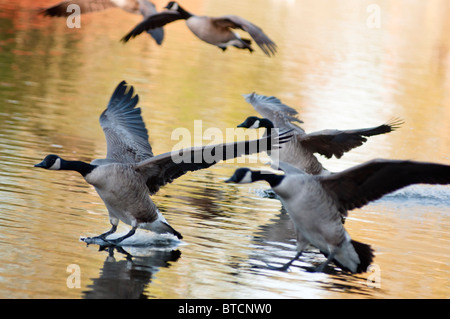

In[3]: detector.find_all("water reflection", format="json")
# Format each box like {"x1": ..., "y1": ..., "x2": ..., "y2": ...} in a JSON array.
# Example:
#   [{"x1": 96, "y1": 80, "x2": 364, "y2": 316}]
[
  {"x1": 250, "y1": 209, "x2": 376, "y2": 297},
  {"x1": 83, "y1": 245, "x2": 181, "y2": 299}
]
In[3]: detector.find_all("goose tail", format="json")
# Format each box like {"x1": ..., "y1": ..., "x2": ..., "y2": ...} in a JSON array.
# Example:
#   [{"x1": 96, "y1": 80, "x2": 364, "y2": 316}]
[
  {"x1": 351, "y1": 240, "x2": 374, "y2": 273},
  {"x1": 142, "y1": 217, "x2": 183, "y2": 239},
  {"x1": 161, "y1": 221, "x2": 183, "y2": 239},
  {"x1": 329, "y1": 239, "x2": 374, "y2": 273}
]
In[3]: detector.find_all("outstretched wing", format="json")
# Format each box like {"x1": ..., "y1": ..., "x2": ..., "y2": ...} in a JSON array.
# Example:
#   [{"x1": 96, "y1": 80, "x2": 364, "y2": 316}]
[
  {"x1": 39, "y1": 0, "x2": 117, "y2": 17},
  {"x1": 320, "y1": 159, "x2": 450, "y2": 214},
  {"x1": 243, "y1": 92, "x2": 304, "y2": 132},
  {"x1": 299, "y1": 118, "x2": 404, "y2": 159},
  {"x1": 121, "y1": 10, "x2": 182, "y2": 42},
  {"x1": 134, "y1": 130, "x2": 293, "y2": 194},
  {"x1": 98, "y1": 81, "x2": 153, "y2": 164},
  {"x1": 213, "y1": 15, "x2": 277, "y2": 57},
  {"x1": 138, "y1": 0, "x2": 165, "y2": 45}
]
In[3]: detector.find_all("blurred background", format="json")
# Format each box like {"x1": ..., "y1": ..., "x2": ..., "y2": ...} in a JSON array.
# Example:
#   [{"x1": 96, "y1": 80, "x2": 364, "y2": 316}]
[{"x1": 0, "y1": 0, "x2": 449, "y2": 298}]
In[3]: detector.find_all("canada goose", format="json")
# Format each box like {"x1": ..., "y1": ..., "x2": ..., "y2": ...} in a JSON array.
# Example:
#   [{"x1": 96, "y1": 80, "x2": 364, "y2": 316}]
[
  {"x1": 34, "y1": 81, "x2": 291, "y2": 245},
  {"x1": 225, "y1": 159, "x2": 450, "y2": 273},
  {"x1": 40, "y1": 0, "x2": 164, "y2": 45},
  {"x1": 238, "y1": 92, "x2": 404, "y2": 175},
  {"x1": 121, "y1": 1, "x2": 277, "y2": 57}
]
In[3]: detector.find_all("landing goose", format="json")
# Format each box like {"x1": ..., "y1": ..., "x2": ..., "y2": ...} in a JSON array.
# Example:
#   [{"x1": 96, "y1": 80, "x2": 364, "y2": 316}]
[
  {"x1": 121, "y1": 1, "x2": 277, "y2": 56},
  {"x1": 238, "y1": 92, "x2": 403, "y2": 175},
  {"x1": 40, "y1": 0, "x2": 164, "y2": 45},
  {"x1": 225, "y1": 159, "x2": 450, "y2": 273},
  {"x1": 34, "y1": 81, "x2": 291, "y2": 245}
]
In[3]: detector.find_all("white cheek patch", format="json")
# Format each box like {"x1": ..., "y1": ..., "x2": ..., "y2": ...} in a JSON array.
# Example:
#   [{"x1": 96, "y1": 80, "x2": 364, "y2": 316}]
[
  {"x1": 49, "y1": 158, "x2": 61, "y2": 170},
  {"x1": 239, "y1": 171, "x2": 253, "y2": 183},
  {"x1": 110, "y1": 0, "x2": 127, "y2": 7},
  {"x1": 170, "y1": 2, "x2": 178, "y2": 10},
  {"x1": 249, "y1": 120, "x2": 260, "y2": 129}
]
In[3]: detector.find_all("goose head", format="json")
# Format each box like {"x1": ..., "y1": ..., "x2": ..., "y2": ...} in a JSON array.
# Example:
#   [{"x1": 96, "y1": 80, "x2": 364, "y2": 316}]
[
  {"x1": 34, "y1": 154, "x2": 96, "y2": 176},
  {"x1": 225, "y1": 167, "x2": 286, "y2": 188},
  {"x1": 164, "y1": 1, "x2": 180, "y2": 11},
  {"x1": 34, "y1": 154, "x2": 62, "y2": 170},
  {"x1": 164, "y1": 1, "x2": 191, "y2": 19},
  {"x1": 237, "y1": 116, "x2": 274, "y2": 129}
]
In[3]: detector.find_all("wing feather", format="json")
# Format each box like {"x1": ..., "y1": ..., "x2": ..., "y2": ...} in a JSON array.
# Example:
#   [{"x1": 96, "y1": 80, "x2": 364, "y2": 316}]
[
  {"x1": 213, "y1": 15, "x2": 277, "y2": 56},
  {"x1": 99, "y1": 81, "x2": 153, "y2": 164},
  {"x1": 40, "y1": 0, "x2": 117, "y2": 16},
  {"x1": 320, "y1": 159, "x2": 450, "y2": 213},
  {"x1": 300, "y1": 118, "x2": 404, "y2": 159},
  {"x1": 135, "y1": 130, "x2": 293, "y2": 194}
]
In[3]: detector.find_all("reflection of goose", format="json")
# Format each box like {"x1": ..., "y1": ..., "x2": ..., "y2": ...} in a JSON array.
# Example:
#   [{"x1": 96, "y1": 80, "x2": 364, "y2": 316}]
[
  {"x1": 40, "y1": 0, "x2": 164, "y2": 45},
  {"x1": 226, "y1": 159, "x2": 450, "y2": 273},
  {"x1": 238, "y1": 93, "x2": 403, "y2": 175},
  {"x1": 83, "y1": 246, "x2": 181, "y2": 299},
  {"x1": 121, "y1": 1, "x2": 277, "y2": 56},
  {"x1": 35, "y1": 81, "x2": 291, "y2": 245}
]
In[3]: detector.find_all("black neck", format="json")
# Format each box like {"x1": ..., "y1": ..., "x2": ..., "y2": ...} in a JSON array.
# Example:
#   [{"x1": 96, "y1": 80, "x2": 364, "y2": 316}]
[
  {"x1": 252, "y1": 171, "x2": 284, "y2": 188},
  {"x1": 177, "y1": 6, "x2": 193, "y2": 19},
  {"x1": 60, "y1": 159, "x2": 96, "y2": 177},
  {"x1": 259, "y1": 118, "x2": 274, "y2": 129}
]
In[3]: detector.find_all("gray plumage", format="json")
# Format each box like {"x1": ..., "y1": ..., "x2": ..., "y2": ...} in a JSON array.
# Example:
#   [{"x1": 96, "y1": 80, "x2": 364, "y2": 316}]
[
  {"x1": 35, "y1": 81, "x2": 291, "y2": 244},
  {"x1": 121, "y1": 1, "x2": 277, "y2": 56},
  {"x1": 226, "y1": 159, "x2": 450, "y2": 273},
  {"x1": 40, "y1": 0, "x2": 164, "y2": 45},
  {"x1": 93, "y1": 81, "x2": 153, "y2": 165},
  {"x1": 240, "y1": 92, "x2": 404, "y2": 175}
]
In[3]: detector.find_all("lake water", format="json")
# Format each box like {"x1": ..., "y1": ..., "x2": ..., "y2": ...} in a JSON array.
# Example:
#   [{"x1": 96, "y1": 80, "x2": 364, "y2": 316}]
[{"x1": 0, "y1": 0, "x2": 449, "y2": 299}]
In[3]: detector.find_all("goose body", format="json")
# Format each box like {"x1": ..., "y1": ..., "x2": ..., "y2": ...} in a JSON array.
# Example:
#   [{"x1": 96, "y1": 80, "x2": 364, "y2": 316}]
[
  {"x1": 35, "y1": 81, "x2": 291, "y2": 244},
  {"x1": 40, "y1": 0, "x2": 164, "y2": 45},
  {"x1": 121, "y1": 1, "x2": 277, "y2": 56},
  {"x1": 226, "y1": 159, "x2": 450, "y2": 273},
  {"x1": 239, "y1": 93, "x2": 403, "y2": 175},
  {"x1": 86, "y1": 163, "x2": 166, "y2": 232}
]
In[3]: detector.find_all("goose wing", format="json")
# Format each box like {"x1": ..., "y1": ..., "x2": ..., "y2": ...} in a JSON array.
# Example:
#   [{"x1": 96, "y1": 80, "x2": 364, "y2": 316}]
[
  {"x1": 138, "y1": 0, "x2": 164, "y2": 45},
  {"x1": 98, "y1": 81, "x2": 153, "y2": 164},
  {"x1": 320, "y1": 159, "x2": 450, "y2": 214},
  {"x1": 212, "y1": 15, "x2": 277, "y2": 57},
  {"x1": 121, "y1": 10, "x2": 182, "y2": 42},
  {"x1": 299, "y1": 118, "x2": 403, "y2": 159},
  {"x1": 40, "y1": 0, "x2": 118, "y2": 16},
  {"x1": 134, "y1": 130, "x2": 293, "y2": 194},
  {"x1": 243, "y1": 92, "x2": 304, "y2": 133},
  {"x1": 139, "y1": 0, "x2": 158, "y2": 16}
]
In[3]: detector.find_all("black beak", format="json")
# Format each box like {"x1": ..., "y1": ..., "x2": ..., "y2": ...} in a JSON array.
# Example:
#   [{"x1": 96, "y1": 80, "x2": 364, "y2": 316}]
[
  {"x1": 237, "y1": 121, "x2": 248, "y2": 128},
  {"x1": 34, "y1": 161, "x2": 45, "y2": 168},
  {"x1": 224, "y1": 176, "x2": 236, "y2": 183}
]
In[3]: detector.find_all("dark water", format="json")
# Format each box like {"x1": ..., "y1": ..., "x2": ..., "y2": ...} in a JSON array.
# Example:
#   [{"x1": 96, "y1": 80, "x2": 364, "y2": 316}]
[{"x1": 0, "y1": 0, "x2": 449, "y2": 298}]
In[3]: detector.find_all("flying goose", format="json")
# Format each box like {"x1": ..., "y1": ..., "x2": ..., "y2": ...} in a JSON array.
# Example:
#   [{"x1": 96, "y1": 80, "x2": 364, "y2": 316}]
[
  {"x1": 238, "y1": 92, "x2": 404, "y2": 175},
  {"x1": 225, "y1": 159, "x2": 450, "y2": 273},
  {"x1": 121, "y1": 1, "x2": 277, "y2": 57},
  {"x1": 40, "y1": 0, "x2": 164, "y2": 45},
  {"x1": 34, "y1": 81, "x2": 291, "y2": 245}
]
